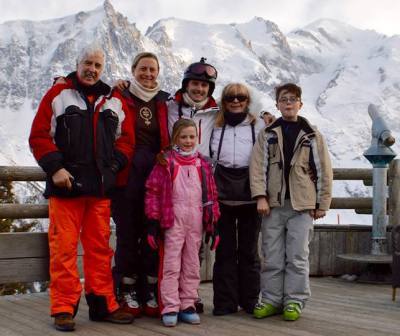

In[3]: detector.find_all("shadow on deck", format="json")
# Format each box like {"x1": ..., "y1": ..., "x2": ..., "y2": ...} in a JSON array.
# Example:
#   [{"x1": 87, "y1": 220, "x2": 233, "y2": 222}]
[{"x1": 0, "y1": 277, "x2": 399, "y2": 336}]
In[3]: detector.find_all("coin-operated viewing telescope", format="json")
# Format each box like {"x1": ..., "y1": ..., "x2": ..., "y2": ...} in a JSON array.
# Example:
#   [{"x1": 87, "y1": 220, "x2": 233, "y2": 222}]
[
  {"x1": 364, "y1": 103, "x2": 397, "y2": 255},
  {"x1": 338, "y1": 103, "x2": 398, "y2": 283}
]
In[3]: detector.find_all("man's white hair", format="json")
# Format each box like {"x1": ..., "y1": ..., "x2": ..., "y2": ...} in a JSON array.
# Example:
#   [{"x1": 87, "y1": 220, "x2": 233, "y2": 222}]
[{"x1": 76, "y1": 43, "x2": 106, "y2": 65}]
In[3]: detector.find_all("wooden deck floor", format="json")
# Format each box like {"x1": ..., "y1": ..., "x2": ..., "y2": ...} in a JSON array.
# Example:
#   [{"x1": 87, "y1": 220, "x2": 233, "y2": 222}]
[{"x1": 0, "y1": 277, "x2": 399, "y2": 336}]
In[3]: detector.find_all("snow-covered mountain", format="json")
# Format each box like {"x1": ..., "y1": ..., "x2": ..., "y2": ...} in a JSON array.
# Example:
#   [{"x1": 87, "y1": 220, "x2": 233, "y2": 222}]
[{"x1": 0, "y1": 0, "x2": 399, "y2": 224}]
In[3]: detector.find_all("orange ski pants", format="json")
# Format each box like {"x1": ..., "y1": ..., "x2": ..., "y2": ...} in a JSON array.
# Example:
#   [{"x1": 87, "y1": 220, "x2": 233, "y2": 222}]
[{"x1": 48, "y1": 196, "x2": 119, "y2": 316}]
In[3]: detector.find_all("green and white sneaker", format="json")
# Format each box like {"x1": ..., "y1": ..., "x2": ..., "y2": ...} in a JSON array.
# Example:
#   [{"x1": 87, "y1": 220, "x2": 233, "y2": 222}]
[
  {"x1": 283, "y1": 303, "x2": 302, "y2": 321},
  {"x1": 253, "y1": 302, "x2": 282, "y2": 319}
]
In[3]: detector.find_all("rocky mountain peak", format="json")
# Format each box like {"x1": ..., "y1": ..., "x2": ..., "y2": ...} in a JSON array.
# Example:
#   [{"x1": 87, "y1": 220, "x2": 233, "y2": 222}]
[{"x1": 103, "y1": 0, "x2": 116, "y2": 16}]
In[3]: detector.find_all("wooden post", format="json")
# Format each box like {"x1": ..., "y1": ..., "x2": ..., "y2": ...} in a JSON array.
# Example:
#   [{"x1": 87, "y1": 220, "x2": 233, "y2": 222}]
[{"x1": 389, "y1": 159, "x2": 400, "y2": 227}]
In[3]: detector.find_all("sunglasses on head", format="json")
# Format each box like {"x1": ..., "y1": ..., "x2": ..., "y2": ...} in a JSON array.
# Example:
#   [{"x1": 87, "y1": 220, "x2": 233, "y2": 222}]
[
  {"x1": 189, "y1": 63, "x2": 218, "y2": 79},
  {"x1": 224, "y1": 95, "x2": 248, "y2": 103}
]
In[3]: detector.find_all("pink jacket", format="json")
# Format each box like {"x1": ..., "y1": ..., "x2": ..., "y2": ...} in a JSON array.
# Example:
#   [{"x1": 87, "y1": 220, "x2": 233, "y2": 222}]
[{"x1": 145, "y1": 150, "x2": 220, "y2": 234}]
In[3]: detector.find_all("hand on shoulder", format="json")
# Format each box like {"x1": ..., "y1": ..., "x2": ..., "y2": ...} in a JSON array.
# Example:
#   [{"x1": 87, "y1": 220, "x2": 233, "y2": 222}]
[{"x1": 113, "y1": 79, "x2": 130, "y2": 91}]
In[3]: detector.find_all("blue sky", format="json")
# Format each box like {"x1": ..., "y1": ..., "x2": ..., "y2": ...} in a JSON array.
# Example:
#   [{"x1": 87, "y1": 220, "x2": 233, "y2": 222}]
[{"x1": 0, "y1": 0, "x2": 398, "y2": 36}]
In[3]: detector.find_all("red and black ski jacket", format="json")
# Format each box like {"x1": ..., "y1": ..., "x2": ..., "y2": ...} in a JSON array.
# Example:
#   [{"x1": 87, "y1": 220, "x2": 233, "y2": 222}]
[{"x1": 29, "y1": 73, "x2": 134, "y2": 198}]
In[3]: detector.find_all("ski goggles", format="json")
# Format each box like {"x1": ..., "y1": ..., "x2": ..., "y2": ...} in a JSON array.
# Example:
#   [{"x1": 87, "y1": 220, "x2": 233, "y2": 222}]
[
  {"x1": 189, "y1": 63, "x2": 218, "y2": 79},
  {"x1": 224, "y1": 95, "x2": 248, "y2": 103}
]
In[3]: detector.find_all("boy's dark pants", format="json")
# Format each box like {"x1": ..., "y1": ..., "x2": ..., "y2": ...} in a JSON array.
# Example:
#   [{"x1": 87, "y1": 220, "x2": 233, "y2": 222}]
[{"x1": 213, "y1": 203, "x2": 261, "y2": 313}]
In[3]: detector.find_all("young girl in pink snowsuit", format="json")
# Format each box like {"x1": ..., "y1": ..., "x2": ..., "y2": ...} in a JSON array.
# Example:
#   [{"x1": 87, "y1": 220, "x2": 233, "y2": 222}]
[{"x1": 145, "y1": 118, "x2": 220, "y2": 327}]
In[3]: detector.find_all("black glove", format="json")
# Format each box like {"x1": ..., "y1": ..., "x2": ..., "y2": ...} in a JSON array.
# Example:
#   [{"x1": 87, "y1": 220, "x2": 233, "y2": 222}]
[
  {"x1": 147, "y1": 219, "x2": 160, "y2": 250},
  {"x1": 102, "y1": 168, "x2": 117, "y2": 195},
  {"x1": 205, "y1": 227, "x2": 220, "y2": 251}
]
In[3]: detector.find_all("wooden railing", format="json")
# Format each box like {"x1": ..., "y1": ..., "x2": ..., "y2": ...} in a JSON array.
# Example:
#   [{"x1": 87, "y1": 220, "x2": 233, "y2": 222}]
[
  {"x1": 1, "y1": 165, "x2": 399, "y2": 219},
  {"x1": 0, "y1": 161, "x2": 399, "y2": 282}
]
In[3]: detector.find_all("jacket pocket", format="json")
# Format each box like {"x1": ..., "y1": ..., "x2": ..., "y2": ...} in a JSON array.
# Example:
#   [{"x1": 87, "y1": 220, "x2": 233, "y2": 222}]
[
  {"x1": 267, "y1": 154, "x2": 282, "y2": 201},
  {"x1": 291, "y1": 163, "x2": 316, "y2": 205},
  {"x1": 55, "y1": 106, "x2": 88, "y2": 162}
]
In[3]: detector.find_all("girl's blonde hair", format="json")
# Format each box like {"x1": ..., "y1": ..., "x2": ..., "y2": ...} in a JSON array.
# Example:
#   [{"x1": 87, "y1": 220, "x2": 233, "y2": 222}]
[
  {"x1": 156, "y1": 118, "x2": 198, "y2": 165},
  {"x1": 216, "y1": 83, "x2": 256, "y2": 127},
  {"x1": 171, "y1": 118, "x2": 198, "y2": 145}
]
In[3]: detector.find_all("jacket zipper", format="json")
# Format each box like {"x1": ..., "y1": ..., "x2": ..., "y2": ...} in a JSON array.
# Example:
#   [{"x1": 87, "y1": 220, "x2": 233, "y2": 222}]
[
  {"x1": 233, "y1": 126, "x2": 236, "y2": 166},
  {"x1": 85, "y1": 94, "x2": 104, "y2": 195},
  {"x1": 277, "y1": 131, "x2": 285, "y2": 205},
  {"x1": 198, "y1": 119, "x2": 202, "y2": 144}
]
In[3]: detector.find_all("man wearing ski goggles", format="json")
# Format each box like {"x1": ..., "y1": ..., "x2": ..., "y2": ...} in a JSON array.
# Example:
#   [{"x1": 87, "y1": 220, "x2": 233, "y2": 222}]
[
  {"x1": 167, "y1": 57, "x2": 219, "y2": 158},
  {"x1": 186, "y1": 60, "x2": 218, "y2": 80}
]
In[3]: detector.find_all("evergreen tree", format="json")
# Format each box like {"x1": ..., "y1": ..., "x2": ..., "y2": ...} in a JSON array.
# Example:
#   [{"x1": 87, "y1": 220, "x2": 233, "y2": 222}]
[
  {"x1": 0, "y1": 181, "x2": 14, "y2": 233},
  {"x1": 0, "y1": 180, "x2": 41, "y2": 294}
]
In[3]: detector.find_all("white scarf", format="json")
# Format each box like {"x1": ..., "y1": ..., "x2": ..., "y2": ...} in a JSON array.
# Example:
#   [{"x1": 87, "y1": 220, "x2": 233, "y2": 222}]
[
  {"x1": 182, "y1": 92, "x2": 209, "y2": 110},
  {"x1": 129, "y1": 78, "x2": 160, "y2": 102},
  {"x1": 172, "y1": 144, "x2": 198, "y2": 157}
]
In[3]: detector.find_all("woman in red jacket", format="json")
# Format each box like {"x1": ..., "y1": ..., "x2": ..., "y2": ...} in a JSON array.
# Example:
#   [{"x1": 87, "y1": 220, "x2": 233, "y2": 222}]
[{"x1": 111, "y1": 52, "x2": 170, "y2": 318}]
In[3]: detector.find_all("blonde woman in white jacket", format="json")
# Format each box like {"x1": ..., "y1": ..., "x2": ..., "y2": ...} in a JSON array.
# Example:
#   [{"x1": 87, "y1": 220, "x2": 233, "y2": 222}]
[{"x1": 210, "y1": 83, "x2": 264, "y2": 316}]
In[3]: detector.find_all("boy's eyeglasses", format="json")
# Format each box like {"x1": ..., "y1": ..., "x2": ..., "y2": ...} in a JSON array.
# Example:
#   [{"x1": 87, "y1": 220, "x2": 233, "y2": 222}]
[
  {"x1": 278, "y1": 97, "x2": 300, "y2": 104},
  {"x1": 224, "y1": 95, "x2": 248, "y2": 103},
  {"x1": 189, "y1": 63, "x2": 218, "y2": 79}
]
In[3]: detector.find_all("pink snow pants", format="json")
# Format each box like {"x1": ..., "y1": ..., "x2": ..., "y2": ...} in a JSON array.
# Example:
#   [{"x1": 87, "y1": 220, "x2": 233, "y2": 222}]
[{"x1": 160, "y1": 160, "x2": 203, "y2": 314}]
